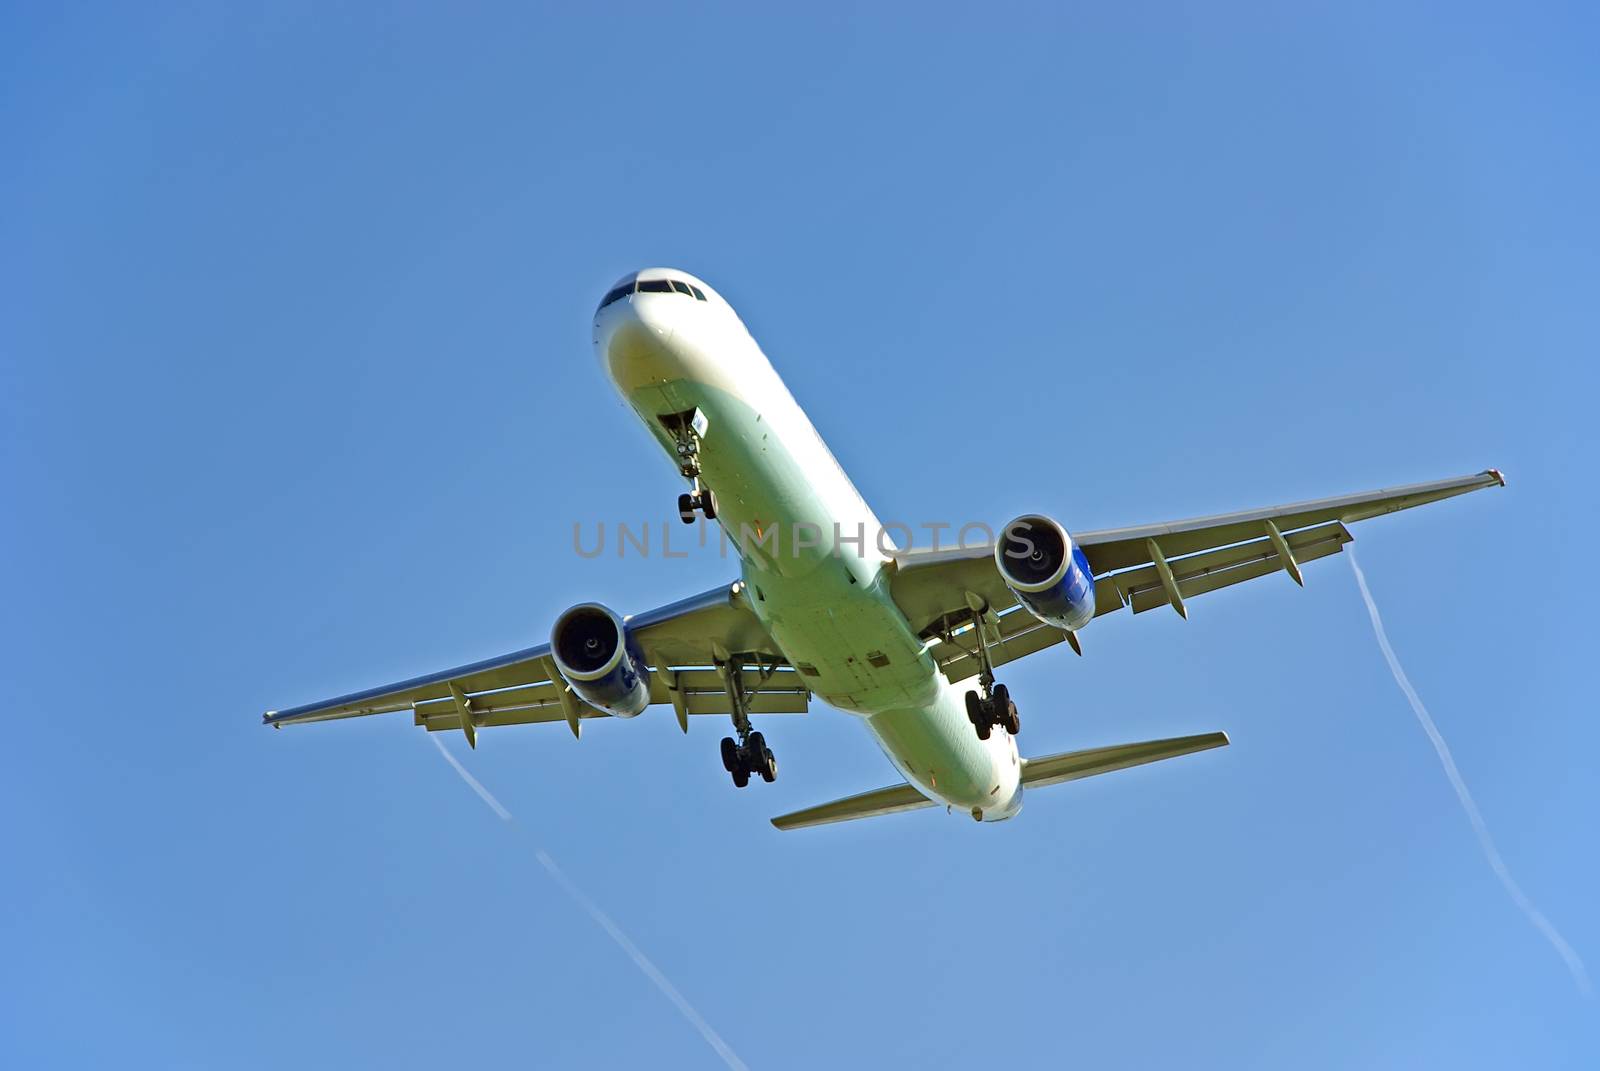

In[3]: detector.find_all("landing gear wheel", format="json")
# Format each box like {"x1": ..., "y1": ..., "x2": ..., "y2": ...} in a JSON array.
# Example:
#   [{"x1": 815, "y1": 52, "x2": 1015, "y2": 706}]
[
  {"x1": 678, "y1": 487, "x2": 717, "y2": 524},
  {"x1": 747, "y1": 730, "x2": 776, "y2": 783},
  {"x1": 720, "y1": 736, "x2": 739, "y2": 773},
  {"x1": 732, "y1": 767, "x2": 750, "y2": 788},
  {"x1": 991, "y1": 684, "x2": 1019, "y2": 735},
  {"x1": 974, "y1": 711, "x2": 993, "y2": 741},
  {"x1": 965, "y1": 689, "x2": 982, "y2": 727},
  {"x1": 1002, "y1": 703, "x2": 1020, "y2": 736}
]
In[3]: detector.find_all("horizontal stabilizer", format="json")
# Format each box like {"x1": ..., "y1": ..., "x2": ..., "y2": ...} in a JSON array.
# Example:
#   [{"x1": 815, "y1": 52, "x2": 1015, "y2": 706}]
[
  {"x1": 1020, "y1": 731, "x2": 1230, "y2": 788},
  {"x1": 770, "y1": 731, "x2": 1229, "y2": 831}
]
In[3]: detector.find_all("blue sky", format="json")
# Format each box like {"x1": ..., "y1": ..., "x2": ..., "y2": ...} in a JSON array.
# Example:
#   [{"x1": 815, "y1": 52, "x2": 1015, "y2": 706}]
[{"x1": 3, "y1": 3, "x2": 1598, "y2": 1067}]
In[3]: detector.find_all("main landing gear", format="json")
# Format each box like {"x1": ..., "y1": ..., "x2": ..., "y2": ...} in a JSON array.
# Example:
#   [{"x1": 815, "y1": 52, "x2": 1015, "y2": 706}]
[
  {"x1": 717, "y1": 660, "x2": 777, "y2": 788},
  {"x1": 966, "y1": 683, "x2": 1019, "y2": 741},
  {"x1": 957, "y1": 609, "x2": 1021, "y2": 741},
  {"x1": 666, "y1": 410, "x2": 718, "y2": 524},
  {"x1": 721, "y1": 731, "x2": 776, "y2": 788}
]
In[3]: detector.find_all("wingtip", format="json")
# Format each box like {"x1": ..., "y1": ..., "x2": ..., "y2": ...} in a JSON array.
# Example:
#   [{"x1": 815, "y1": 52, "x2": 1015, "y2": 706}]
[{"x1": 1485, "y1": 468, "x2": 1507, "y2": 487}]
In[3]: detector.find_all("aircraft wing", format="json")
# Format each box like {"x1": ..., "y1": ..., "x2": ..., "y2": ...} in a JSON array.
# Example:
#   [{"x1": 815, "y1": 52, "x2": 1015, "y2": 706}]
[
  {"x1": 263, "y1": 580, "x2": 809, "y2": 744},
  {"x1": 889, "y1": 469, "x2": 1505, "y2": 681}
]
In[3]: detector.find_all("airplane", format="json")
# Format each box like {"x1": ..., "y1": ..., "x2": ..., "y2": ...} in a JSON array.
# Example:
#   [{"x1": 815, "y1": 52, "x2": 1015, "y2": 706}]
[{"x1": 263, "y1": 268, "x2": 1505, "y2": 830}]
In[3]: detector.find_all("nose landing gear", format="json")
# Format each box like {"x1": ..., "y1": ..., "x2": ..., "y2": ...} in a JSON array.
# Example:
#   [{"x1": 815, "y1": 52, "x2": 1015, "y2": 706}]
[
  {"x1": 664, "y1": 409, "x2": 718, "y2": 524},
  {"x1": 677, "y1": 486, "x2": 717, "y2": 524}
]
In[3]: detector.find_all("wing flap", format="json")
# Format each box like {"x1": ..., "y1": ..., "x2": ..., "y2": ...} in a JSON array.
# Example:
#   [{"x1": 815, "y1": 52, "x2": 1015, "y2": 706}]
[
  {"x1": 1112, "y1": 521, "x2": 1351, "y2": 615},
  {"x1": 932, "y1": 608, "x2": 1072, "y2": 683}
]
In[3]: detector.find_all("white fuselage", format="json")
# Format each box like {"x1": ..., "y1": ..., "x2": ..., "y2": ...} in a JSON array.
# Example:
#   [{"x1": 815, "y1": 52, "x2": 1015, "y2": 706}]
[{"x1": 594, "y1": 269, "x2": 1022, "y2": 821}]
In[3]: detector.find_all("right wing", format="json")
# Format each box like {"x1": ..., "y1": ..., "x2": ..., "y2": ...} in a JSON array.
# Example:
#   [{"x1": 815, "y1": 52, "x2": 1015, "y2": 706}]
[
  {"x1": 771, "y1": 732, "x2": 1230, "y2": 830},
  {"x1": 263, "y1": 581, "x2": 809, "y2": 742}
]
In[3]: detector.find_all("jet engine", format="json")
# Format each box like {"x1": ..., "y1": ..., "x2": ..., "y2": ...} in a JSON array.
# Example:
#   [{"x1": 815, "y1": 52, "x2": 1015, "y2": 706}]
[
  {"x1": 994, "y1": 514, "x2": 1096, "y2": 631},
  {"x1": 549, "y1": 603, "x2": 652, "y2": 717}
]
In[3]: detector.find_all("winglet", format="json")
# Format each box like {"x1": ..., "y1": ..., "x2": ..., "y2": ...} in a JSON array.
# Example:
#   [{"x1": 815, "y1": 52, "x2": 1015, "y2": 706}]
[{"x1": 1485, "y1": 468, "x2": 1507, "y2": 487}]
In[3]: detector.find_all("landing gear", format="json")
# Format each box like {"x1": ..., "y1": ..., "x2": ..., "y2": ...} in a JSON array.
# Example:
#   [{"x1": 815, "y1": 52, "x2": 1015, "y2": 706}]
[
  {"x1": 719, "y1": 732, "x2": 775, "y2": 787},
  {"x1": 666, "y1": 410, "x2": 717, "y2": 524},
  {"x1": 677, "y1": 486, "x2": 717, "y2": 524},
  {"x1": 965, "y1": 685, "x2": 1019, "y2": 739},
  {"x1": 955, "y1": 608, "x2": 1020, "y2": 740},
  {"x1": 717, "y1": 660, "x2": 777, "y2": 788}
]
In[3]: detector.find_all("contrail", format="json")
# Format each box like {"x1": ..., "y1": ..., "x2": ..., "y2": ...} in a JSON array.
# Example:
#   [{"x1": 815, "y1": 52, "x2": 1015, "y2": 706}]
[
  {"x1": 430, "y1": 734, "x2": 512, "y2": 821},
  {"x1": 427, "y1": 735, "x2": 750, "y2": 1068},
  {"x1": 1346, "y1": 549, "x2": 1590, "y2": 995}
]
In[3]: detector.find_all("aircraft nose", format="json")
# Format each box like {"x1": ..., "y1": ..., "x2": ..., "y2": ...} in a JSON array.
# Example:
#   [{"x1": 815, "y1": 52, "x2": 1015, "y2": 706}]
[{"x1": 596, "y1": 295, "x2": 682, "y2": 392}]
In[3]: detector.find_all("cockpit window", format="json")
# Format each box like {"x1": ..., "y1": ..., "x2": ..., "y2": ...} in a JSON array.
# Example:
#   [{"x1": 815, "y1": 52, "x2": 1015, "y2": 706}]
[
  {"x1": 600, "y1": 277, "x2": 709, "y2": 312},
  {"x1": 598, "y1": 283, "x2": 633, "y2": 310}
]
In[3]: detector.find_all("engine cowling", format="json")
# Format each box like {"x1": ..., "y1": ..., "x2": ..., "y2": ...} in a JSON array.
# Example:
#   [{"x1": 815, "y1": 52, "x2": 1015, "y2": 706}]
[
  {"x1": 994, "y1": 514, "x2": 1096, "y2": 631},
  {"x1": 550, "y1": 603, "x2": 652, "y2": 717}
]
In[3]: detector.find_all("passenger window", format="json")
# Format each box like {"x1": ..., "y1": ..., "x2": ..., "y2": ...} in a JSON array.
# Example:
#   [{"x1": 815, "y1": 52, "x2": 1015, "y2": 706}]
[
  {"x1": 670, "y1": 280, "x2": 693, "y2": 296},
  {"x1": 689, "y1": 285, "x2": 707, "y2": 301},
  {"x1": 637, "y1": 279, "x2": 673, "y2": 293}
]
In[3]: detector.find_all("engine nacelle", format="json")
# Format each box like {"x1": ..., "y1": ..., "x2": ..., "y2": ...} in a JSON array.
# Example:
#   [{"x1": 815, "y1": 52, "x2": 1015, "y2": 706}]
[
  {"x1": 550, "y1": 603, "x2": 652, "y2": 717},
  {"x1": 994, "y1": 514, "x2": 1096, "y2": 632}
]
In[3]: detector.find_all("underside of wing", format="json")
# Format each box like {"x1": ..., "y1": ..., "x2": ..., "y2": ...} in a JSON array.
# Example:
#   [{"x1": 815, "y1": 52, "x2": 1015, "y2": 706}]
[
  {"x1": 263, "y1": 580, "x2": 809, "y2": 744},
  {"x1": 1072, "y1": 469, "x2": 1504, "y2": 574},
  {"x1": 891, "y1": 469, "x2": 1504, "y2": 681}
]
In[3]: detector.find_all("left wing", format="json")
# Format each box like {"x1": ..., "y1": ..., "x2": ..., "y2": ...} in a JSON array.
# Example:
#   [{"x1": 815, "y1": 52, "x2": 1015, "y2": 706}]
[
  {"x1": 263, "y1": 581, "x2": 809, "y2": 744},
  {"x1": 890, "y1": 469, "x2": 1505, "y2": 681}
]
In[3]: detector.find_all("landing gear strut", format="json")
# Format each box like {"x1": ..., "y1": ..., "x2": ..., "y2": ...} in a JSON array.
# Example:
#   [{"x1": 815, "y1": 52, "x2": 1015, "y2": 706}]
[
  {"x1": 665, "y1": 410, "x2": 718, "y2": 524},
  {"x1": 717, "y1": 659, "x2": 777, "y2": 787},
  {"x1": 953, "y1": 609, "x2": 1020, "y2": 741}
]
